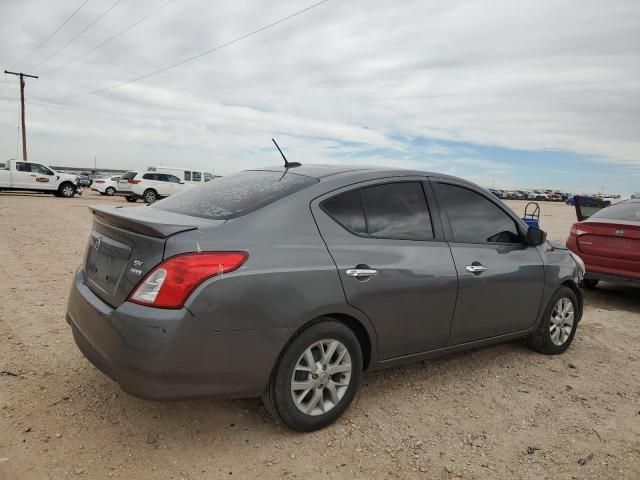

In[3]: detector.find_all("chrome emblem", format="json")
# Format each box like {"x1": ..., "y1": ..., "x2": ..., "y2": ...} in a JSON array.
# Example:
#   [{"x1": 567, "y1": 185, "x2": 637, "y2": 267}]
[
  {"x1": 94, "y1": 236, "x2": 101, "y2": 250},
  {"x1": 616, "y1": 229, "x2": 624, "y2": 237}
]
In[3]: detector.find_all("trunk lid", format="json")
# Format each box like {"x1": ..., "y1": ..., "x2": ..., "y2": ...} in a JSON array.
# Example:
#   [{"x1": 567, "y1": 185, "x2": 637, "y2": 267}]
[
  {"x1": 576, "y1": 219, "x2": 640, "y2": 262},
  {"x1": 84, "y1": 205, "x2": 223, "y2": 307}
]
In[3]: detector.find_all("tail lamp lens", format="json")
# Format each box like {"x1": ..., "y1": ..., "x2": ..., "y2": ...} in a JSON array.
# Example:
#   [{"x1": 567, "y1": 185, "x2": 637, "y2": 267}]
[
  {"x1": 128, "y1": 252, "x2": 248, "y2": 309},
  {"x1": 128, "y1": 179, "x2": 141, "y2": 184}
]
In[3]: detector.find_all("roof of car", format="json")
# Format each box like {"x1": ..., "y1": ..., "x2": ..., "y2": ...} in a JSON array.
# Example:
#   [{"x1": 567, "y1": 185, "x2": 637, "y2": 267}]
[{"x1": 252, "y1": 164, "x2": 451, "y2": 181}]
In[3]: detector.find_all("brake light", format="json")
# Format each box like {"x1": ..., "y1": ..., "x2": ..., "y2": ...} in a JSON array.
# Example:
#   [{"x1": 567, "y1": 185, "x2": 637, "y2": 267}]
[
  {"x1": 128, "y1": 179, "x2": 141, "y2": 184},
  {"x1": 94, "y1": 180, "x2": 105, "y2": 183},
  {"x1": 128, "y1": 252, "x2": 248, "y2": 309},
  {"x1": 571, "y1": 224, "x2": 594, "y2": 236}
]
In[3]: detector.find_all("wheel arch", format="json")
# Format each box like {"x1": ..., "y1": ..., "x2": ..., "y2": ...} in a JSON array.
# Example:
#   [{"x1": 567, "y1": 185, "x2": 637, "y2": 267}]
[{"x1": 561, "y1": 279, "x2": 583, "y2": 322}]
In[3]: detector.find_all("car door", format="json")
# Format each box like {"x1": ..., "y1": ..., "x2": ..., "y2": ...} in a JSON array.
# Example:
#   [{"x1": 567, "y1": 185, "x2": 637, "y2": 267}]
[
  {"x1": 29, "y1": 163, "x2": 57, "y2": 190},
  {"x1": 312, "y1": 179, "x2": 458, "y2": 360},
  {"x1": 431, "y1": 179, "x2": 545, "y2": 345},
  {"x1": 165, "y1": 174, "x2": 183, "y2": 195},
  {"x1": 12, "y1": 162, "x2": 36, "y2": 188}
]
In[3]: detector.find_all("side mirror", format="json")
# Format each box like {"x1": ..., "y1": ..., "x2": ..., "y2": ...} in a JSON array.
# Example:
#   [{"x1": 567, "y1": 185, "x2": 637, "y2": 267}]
[{"x1": 526, "y1": 226, "x2": 546, "y2": 246}]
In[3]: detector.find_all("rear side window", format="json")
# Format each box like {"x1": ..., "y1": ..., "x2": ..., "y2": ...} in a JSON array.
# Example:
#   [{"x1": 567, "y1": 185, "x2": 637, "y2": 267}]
[
  {"x1": 184, "y1": 171, "x2": 191, "y2": 181},
  {"x1": 322, "y1": 182, "x2": 433, "y2": 240},
  {"x1": 192, "y1": 171, "x2": 202, "y2": 182},
  {"x1": 591, "y1": 201, "x2": 640, "y2": 221},
  {"x1": 143, "y1": 173, "x2": 158, "y2": 180},
  {"x1": 152, "y1": 170, "x2": 318, "y2": 220},
  {"x1": 436, "y1": 183, "x2": 521, "y2": 244},
  {"x1": 121, "y1": 171, "x2": 138, "y2": 180},
  {"x1": 322, "y1": 190, "x2": 367, "y2": 235}
]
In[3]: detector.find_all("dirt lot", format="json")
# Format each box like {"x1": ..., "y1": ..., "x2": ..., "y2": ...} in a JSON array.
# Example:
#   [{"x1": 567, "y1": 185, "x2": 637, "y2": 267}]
[{"x1": 0, "y1": 192, "x2": 638, "y2": 480}]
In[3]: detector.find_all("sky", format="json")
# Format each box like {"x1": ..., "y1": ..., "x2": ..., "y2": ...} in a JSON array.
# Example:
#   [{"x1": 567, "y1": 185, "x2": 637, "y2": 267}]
[{"x1": 0, "y1": 0, "x2": 639, "y2": 194}]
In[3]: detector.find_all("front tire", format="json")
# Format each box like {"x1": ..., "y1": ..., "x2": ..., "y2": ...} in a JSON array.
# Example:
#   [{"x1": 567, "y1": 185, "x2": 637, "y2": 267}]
[
  {"x1": 527, "y1": 286, "x2": 579, "y2": 355},
  {"x1": 58, "y1": 182, "x2": 76, "y2": 198},
  {"x1": 262, "y1": 319, "x2": 362, "y2": 432}
]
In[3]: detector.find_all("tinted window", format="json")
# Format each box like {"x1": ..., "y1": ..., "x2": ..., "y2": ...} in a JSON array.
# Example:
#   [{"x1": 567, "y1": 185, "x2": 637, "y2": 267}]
[
  {"x1": 322, "y1": 190, "x2": 367, "y2": 235},
  {"x1": 322, "y1": 182, "x2": 433, "y2": 240},
  {"x1": 184, "y1": 171, "x2": 191, "y2": 181},
  {"x1": 16, "y1": 162, "x2": 31, "y2": 172},
  {"x1": 121, "y1": 171, "x2": 138, "y2": 180},
  {"x1": 152, "y1": 170, "x2": 318, "y2": 220},
  {"x1": 591, "y1": 201, "x2": 640, "y2": 222},
  {"x1": 166, "y1": 174, "x2": 180, "y2": 183},
  {"x1": 143, "y1": 173, "x2": 157, "y2": 180},
  {"x1": 192, "y1": 171, "x2": 202, "y2": 182},
  {"x1": 437, "y1": 183, "x2": 521, "y2": 244},
  {"x1": 31, "y1": 164, "x2": 52, "y2": 175}
]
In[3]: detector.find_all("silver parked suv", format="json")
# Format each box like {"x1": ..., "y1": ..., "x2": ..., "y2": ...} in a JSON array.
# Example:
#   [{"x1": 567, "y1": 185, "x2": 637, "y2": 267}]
[{"x1": 67, "y1": 164, "x2": 584, "y2": 431}]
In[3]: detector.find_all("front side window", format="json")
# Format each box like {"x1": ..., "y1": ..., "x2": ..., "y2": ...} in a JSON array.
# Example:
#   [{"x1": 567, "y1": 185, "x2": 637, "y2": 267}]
[
  {"x1": 166, "y1": 174, "x2": 181, "y2": 183},
  {"x1": 192, "y1": 171, "x2": 202, "y2": 182},
  {"x1": 322, "y1": 182, "x2": 433, "y2": 240},
  {"x1": 437, "y1": 183, "x2": 521, "y2": 244},
  {"x1": 31, "y1": 164, "x2": 52, "y2": 175},
  {"x1": 204, "y1": 173, "x2": 214, "y2": 182}
]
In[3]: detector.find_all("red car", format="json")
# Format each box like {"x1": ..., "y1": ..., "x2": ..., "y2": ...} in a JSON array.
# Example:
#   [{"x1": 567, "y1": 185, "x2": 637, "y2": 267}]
[{"x1": 567, "y1": 199, "x2": 640, "y2": 288}]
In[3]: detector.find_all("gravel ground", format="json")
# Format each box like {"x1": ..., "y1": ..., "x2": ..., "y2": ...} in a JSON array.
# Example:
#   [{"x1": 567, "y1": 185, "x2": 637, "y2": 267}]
[{"x1": 0, "y1": 192, "x2": 638, "y2": 480}]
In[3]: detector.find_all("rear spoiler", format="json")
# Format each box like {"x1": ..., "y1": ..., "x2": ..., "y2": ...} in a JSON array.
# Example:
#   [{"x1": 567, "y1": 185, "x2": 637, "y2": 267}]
[{"x1": 89, "y1": 205, "x2": 208, "y2": 238}]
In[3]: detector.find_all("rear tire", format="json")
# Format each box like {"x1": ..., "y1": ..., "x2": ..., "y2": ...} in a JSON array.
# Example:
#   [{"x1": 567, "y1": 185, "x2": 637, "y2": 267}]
[
  {"x1": 262, "y1": 319, "x2": 362, "y2": 432},
  {"x1": 58, "y1": 182, "x2": 75, "y2": 198},
  {"x1": 527, "y1": 286, "x2": 579, "y2": 355},
  {"x1": 581, "y1": 278, "x2": 599, "y2": 289},
  {"x1": 143, "y1": 189, "x2": 158, "y2": 204},
  {"x1": 125, "y1": 196, "x2": 137, "y2": 203},
  {"x1": 105, "y1": 186, "x2": 116, "y2": 196}
]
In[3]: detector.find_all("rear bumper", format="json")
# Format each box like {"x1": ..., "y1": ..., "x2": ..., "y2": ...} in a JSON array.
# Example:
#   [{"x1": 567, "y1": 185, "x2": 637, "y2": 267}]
[{"x1": 66, "y1": 269, "x2": 292, "y2": 400}]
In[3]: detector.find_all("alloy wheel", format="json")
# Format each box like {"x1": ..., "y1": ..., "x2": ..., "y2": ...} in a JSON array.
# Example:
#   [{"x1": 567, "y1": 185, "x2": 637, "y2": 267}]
[
  {"x1": 550, "y1": 297, "x2": 574, "y2": 346},
  {"x1": 290, "y1": 339, "x2": 352, "y2": 416}
]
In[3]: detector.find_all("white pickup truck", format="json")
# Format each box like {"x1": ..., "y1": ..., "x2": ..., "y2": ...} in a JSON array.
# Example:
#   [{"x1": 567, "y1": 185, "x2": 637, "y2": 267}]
[{"x1": 0, "y1": 160, "x2": 81, "y2": 197}]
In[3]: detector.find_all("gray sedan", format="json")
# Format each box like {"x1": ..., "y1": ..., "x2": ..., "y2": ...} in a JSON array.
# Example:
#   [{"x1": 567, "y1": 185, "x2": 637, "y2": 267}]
[{"x1": 66, "y1": 165, "x2": 584, "y2": 431}]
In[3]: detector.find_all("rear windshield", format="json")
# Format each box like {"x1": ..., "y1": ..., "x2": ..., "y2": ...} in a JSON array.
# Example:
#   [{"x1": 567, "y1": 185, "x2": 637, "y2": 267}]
[
  {"x1": 591, "y1": 201, "x2": 640, "y2": 222},
  {"x1": 151, "y1": 170, "x2": 318, "y2": 220},
  {"x1": 121, "y1": 171, "x2": 138, "y2": 180}
]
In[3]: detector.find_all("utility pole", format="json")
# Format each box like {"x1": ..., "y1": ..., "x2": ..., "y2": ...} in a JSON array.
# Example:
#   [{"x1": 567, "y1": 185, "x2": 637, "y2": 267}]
[{"x1": 4, "y1": 70, "x2": 38, "y2": 161}]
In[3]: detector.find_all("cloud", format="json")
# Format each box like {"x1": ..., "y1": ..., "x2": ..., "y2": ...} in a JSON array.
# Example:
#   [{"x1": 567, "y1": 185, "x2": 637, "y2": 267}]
[{"x1": 0, "y1": 0, "x2": 638, "y2": 187}]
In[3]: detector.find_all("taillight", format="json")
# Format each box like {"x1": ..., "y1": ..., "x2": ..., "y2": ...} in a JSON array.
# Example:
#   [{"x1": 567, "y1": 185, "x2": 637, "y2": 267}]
[
  {"x1": 128, "y1": 179, "x2": 141, "y2": 184},
  {"x1": 128, "y1": 252, "x2": 248, "y2": 309},
  {"x1": 94, "y1": 180, "x2": 105, "y2": 183},
  {"x1": 571, "y1": 223, "x2": 593, "y2": 236}
]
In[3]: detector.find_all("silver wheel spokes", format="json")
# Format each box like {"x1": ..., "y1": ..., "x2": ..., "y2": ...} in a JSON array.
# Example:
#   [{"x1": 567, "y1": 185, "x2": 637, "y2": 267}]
[
  {"x1": 550, "y1": 297, "x2": 574, "y2": 346},
  {"x1": 291, "y1": 339, "x2": 352, "y2": 416}
]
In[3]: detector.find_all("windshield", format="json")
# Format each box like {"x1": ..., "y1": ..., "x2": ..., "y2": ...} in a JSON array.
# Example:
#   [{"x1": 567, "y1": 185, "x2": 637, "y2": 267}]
[
  {"x1": 152, "y1": 170, "x2": 318, "y2": 220},
  {"x1": 591, "y1": 201, "x2": 640, "y2": 222}
]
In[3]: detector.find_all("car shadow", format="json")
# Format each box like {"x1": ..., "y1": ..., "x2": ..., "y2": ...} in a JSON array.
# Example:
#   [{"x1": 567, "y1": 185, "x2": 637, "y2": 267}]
[{"x1": 581, "y1": 282, "x2": 640, "y2": 314}]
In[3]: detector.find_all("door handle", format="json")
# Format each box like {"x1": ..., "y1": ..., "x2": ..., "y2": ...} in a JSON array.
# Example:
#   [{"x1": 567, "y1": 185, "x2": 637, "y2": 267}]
[
  {"x1": 30, "y1": 174, "x2": 37, "y2": 177},
  {"x1": 465, "y1": 264, "x2": 487, "y2": 274},
  {"x1": 346, "y1": 268, "x2": 378, "y2": 278}
]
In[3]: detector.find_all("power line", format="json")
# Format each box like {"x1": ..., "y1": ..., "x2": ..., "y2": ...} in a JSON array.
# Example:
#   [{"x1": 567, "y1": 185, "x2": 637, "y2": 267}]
[
  {"x1": 32, "y1": 0, "x2": 125, "y2": 69},
  {"x1": 41, "y1": 0, "x2": 178, "y2": 77},
  {"x1": 10, "y1": 0, "x2": 90, "y2": 69},
  {"x1": 43, "y1": 0, "x2": 329, "y2": 101}
]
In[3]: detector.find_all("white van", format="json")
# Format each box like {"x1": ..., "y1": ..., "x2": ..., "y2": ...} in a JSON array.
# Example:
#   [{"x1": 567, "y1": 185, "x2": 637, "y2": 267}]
[{"x1": 147, "y1": 166, "x2": 215, "y2": 185}]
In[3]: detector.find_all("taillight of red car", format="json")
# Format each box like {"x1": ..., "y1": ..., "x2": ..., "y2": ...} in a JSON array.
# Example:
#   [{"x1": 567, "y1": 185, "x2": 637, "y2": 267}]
[
  {"x1": 570, "y1": 223, "x2": 594, "y2": 236},
  {"x1": 128, "y1": 252, "x2": 248, "y2": 309}
]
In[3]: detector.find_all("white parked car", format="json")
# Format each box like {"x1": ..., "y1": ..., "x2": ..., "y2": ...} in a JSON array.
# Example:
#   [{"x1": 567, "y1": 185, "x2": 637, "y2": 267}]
[
  {"x1": 91, "y1": 175, "x2": 120, "y2": 196},
  {"x1": 147, "y1": 166, "x2": 215, "y2": 185},
  {"x1": 116, "y1": 171, "x2": 190, "y2": 204}
]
